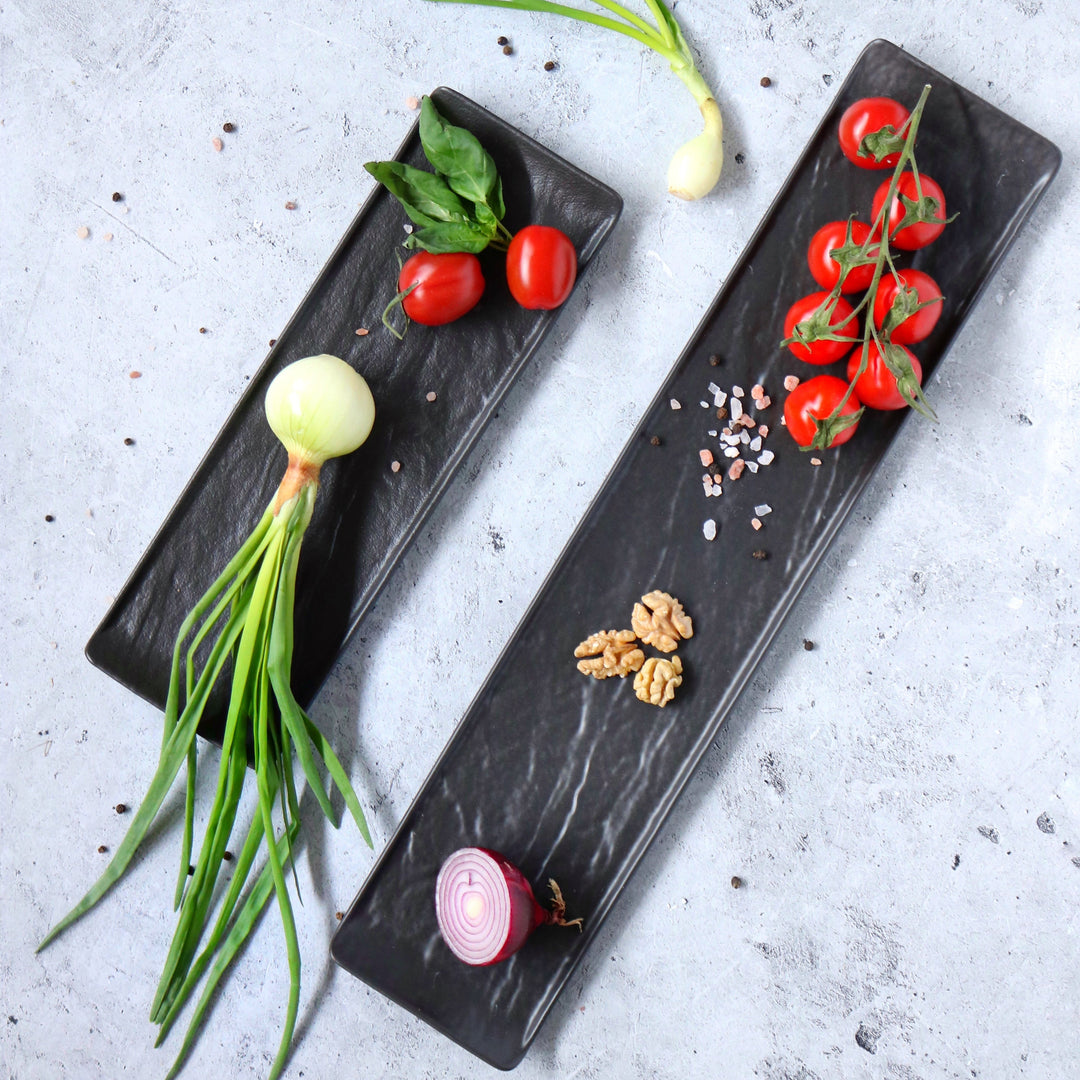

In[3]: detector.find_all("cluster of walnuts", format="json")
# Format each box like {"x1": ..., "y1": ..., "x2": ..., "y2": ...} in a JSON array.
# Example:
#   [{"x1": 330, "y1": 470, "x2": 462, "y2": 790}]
[{"x1": 573, "y1": 590, "x2": 693, "y2": 707}]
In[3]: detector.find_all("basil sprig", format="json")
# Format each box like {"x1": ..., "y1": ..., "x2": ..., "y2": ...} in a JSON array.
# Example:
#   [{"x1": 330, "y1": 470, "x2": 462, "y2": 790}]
[{"x1": 364, "y1": 96, "x2": 513, "y2": 254}]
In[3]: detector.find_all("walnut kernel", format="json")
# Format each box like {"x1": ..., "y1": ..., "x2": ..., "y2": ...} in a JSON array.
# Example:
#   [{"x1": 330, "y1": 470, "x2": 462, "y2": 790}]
[
  {"x1": 630, "y1": 590, "x2": 693, "y2": 653},
  {"x1": 574, "y1": 629, "x2": 644, "y2": 679},
  {"x1": 634, "y1": 655, "x2": 683, "y2": 707}
]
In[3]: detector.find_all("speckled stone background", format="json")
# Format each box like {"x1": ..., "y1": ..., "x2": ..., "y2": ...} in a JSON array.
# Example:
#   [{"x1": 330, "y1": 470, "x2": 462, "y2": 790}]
[{"x1": 2, "y1": 2, "x2": 1078, "y2": 1079}]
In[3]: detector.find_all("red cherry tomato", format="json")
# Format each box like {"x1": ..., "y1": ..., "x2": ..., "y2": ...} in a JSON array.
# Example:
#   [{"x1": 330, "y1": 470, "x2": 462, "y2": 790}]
[
  {"x1": 398, "y1": 251, "x2": 485, "y2": 326},
  {"x1": 846, "y1": 342, "x2": 924, "y2": 410},
  {"x1": 783, "y1": 291, "x2": 859, "y2": 365},
  {"x1": 872, "y1": 269, "x2": 943, "y2": 345},
  {"x1": 837, "y1": 97, "x2": 910, "y2": 169},
  {"x1": 806, "y1": 220, "x2": 878, "y2": 293},
  {"x1": 506, "y1": 225, "x2": 577, "y2": 310},
  {"x1": 871, "y1": 172, "x2": 947, "y2": 250},
  {"x1": 784, "y1": 375, "x2": 862, "y2": 448}
]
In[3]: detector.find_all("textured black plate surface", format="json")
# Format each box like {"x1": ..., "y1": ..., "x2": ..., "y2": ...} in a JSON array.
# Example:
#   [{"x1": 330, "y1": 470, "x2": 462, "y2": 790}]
[
  {"x1": 330, "y1": 42, "x2": 1060, "y2": 1070},
  {"x1": 85, "y1": 88, "x2": 622, "y2": 741}
]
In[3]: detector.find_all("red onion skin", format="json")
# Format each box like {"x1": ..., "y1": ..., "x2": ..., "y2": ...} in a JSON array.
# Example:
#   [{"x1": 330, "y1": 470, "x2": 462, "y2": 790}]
[{"x1": 475, "y1": 849, "x2": 547, "y2": 965}]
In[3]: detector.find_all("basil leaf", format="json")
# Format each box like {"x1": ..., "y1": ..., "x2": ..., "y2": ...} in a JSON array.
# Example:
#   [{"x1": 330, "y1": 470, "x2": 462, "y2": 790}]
[
  {"x1": 488, "y1": 175, "x2": 506, "y2": 222},
  {"x1": 419, "y1": 97, "x2": 501, "y2": 214},
  {"x1": 364, "y1": 160, "x2": 471, "y2": 227},
  {"x1": 405, "y1": 221, "x2": 492, "y2": 255}
]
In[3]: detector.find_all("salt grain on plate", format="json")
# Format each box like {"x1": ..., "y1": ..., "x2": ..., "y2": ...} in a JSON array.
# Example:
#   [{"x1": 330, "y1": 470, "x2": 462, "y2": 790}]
[
  {"x1": 750, "y1": 436, "x2": 762, "y2": 452},
  {"x1": 723, "y1": 446, "x2": 740, "y2": 459},
  {"x1": 390, "y1": 460, "x2": 401, "y2": 473},
  {"x1": 751, "y1": 518, "x2": 762, "y2": 530},
  {"x1": 700, "y1": 400, "x2": 710, "y2": 409},
  {"x1": 426, "y1": 391, "x2": 437, "y2": 402},
  {"x1": 810, "y1": 457, "x2": 822, "y2": 466},
  {"x1": 285, "y1": 201, "x2": 297, "y2": 210},
  {"x1": 783, "y1": 374, "x2": 800, "y2": 391},
  {"x1": 355, "y1": 327, "x2": 369, "y2": 336},
  {"x1": 745, "y1": 460, "x2": 759, "y2": 473},
  {"x1": 759, "y1": 425, "x2": 769, "y2": 438},
  {"x1": 757, "y1": 395, "x2": 772, "y2": 409},
  {"x1": 754, "y1": 504, "x2": 772, "y2": 517},
  {"x1": 699, "y1": 449, "x2": 714, "y2": 466},
  {"x1": 740, "y1": 430, "x2": 750, "y2": 445},
  {"x1": 405, "y1": 95, "x2": 420, "y2": 110},
  {"x1": 670, "y1": 398, "x2": 682, "y2": 410},
  {"x1": 76, "y1": 226, "x2": 89, "y2": 239},
  {"x1": 707, "y1": 429, "x2": 717, "y2": 438},
  {"x1": 732, "y1": 385, "x2": 744, "y2": 398},
  {"x1": 403, "y1": 223, "x2": 414, "y2": 234},
  {"x1": 751, "y1": 384, "x2": 764, "y2": 399},
  {"x1": 728, "y1": 459, "x2": 746, "y2": 480},
  {"x1": 730, "y1": 398, "x2": 743, "y2": 422},
  {"x1": 758, "y1": 449, "x2": 775, "y2": 465},
  {"x1": 212, "y1": 137, "x2": 224, "y2": 152},
  {"x1": 103, "y1": 233, "x2": 113, "y2": 241},
  {"x1": 703, "y1": 518, "x2": 717, "y2": 541}
]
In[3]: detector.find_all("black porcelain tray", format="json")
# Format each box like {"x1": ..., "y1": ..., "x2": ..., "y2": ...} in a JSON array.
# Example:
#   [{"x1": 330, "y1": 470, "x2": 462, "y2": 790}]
[
  {"x1": 330, "y1": 41, "x2": 1060, "y2": 1070},
  {"x1": 85, "y1": 88, "x2": 622, "y2": 741}
]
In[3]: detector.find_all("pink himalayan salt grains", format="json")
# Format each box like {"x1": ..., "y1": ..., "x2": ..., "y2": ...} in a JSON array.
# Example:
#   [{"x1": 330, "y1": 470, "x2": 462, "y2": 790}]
[
  {"x1": 727, "y1": 459, "x2": 746, "y2": 481},
  {"x1": 750, "y1": 384, "x2": 764, "y2": 400},
  {"x1": 285, "y1": 200, "x2": 297, "y2": 210},
  {"x1": 699, "y1": 449, "x2": 714, "y2": 467},
  {"x1": 759, "y1": 425, "x2": 769, "y2": 438},
  {"x1": 355, "y1": 327, "x2": 369, "y2": 336},
  {"x1": 751, "y1": 518, "x2": 763, "y2": 530},
  {"x1": 76, "y1": 225, "x2": 89, "y2": 239},
  {"x1": 212, "y1": 137, "x2": 224, "y2": 152},
  {"x1": 406, "y1": 96, "x2": 420, "y2": 110},
  {"x1": 426, "y1": 391, "x2": 437, "y2": 402},
  {"x1": 783, "y1": 374, "x2": 800, "y2": 391},
  {"x1": 756, "y1": 395, "x2": 772, "y2": 409},
  {"x1": 810, "y1": 457, "x2": 822, "y2": 466}
]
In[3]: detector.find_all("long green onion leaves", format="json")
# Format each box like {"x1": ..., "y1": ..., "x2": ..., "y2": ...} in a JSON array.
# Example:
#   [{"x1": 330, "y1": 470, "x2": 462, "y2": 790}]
[
  {"x1": 38, "y1": 354, "x2": 377, "y2": 1080},
  {"x1": 419, "y1": 0, "x2": 724, "y2": 199}
]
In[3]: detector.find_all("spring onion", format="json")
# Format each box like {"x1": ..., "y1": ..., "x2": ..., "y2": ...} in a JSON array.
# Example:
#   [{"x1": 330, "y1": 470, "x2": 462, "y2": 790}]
[
  {"x1": 419, "y1": 0, "x2": 723, "y2": 200},
  {"x1": 38, "y1": 354, "x2": 376, "y2": 1080},
  {"x1": 435, "y1": 847, "x2": 582, "y2": 965}
]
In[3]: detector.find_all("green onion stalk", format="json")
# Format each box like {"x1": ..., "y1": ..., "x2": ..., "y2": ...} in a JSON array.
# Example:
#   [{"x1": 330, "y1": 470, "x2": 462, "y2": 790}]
[
  {"x1": 420, "y1": 0, "x2": 724, "y2": 199},
  {"x1": 38, "y1": 354, "x2": 377, "y2": 1080}
]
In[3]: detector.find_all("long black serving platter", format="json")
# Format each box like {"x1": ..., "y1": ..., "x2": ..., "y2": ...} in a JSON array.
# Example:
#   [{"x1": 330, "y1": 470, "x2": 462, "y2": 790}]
[
  {"x1": 85, "y1": 88, "x2": 622, "y2": 741},
  {"x1": 330, "y1": 41, "x2": 1060, "y2": 1069}
]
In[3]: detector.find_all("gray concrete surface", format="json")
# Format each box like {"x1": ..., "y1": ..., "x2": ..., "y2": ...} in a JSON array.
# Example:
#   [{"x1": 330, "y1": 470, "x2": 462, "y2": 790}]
[{"x1": 2, "y1": 1, "x2": 1079, "y2": 1078}]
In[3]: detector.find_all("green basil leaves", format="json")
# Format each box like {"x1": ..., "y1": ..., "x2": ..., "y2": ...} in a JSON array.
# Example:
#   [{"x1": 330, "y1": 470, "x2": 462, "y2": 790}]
[{"x1": 364, "y1": 97, "x2": 512, "y2": 254}]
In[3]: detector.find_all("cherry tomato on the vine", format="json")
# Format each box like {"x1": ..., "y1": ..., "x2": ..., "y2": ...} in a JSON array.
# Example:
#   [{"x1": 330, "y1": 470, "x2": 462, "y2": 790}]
[
  {"x1": 872, "y1": 269, "x2": 943, "y2": 345},
  {"x1": 783, "y1": 291, "x2": 859, "y2": 365},
  {"x1": 506, "y1": 225, "x2": 577, "y2": 310},
  {"x1": 846, "y1": 342, "x2": 924, "y2": 411},
  {"x1": 871, "y1": 172, "x2": 947, "y2": 250},
  {"x1": 806, "y1": 220, "x2": 878, "y2": 293},
  {"x1": 398, "y1": 251, "x2": 485, "y2": 326},
  {"x1": 837, "y1": 97, "x2": 910, "y2": 169},
  {"x1": 784, "y1": 375, "x2": 862, "y2": 448}
]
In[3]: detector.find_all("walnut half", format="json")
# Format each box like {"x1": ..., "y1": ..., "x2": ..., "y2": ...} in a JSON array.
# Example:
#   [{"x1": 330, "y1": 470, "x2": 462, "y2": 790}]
[
  {"x1": 574, "y1": 629, "x2": 645, "y2": 680},
  {"x1": 634, "y1": 655, "x2": 683, "y2": 707},
  {"x1": 631, "y1": 590, "x2": 694, "y2": 653}
]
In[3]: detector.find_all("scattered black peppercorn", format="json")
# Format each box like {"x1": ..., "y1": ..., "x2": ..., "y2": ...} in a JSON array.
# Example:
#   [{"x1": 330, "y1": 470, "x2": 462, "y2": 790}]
[
  {"x1": 649, "y1": 435, "x2": 662, "y2": 446},
  {"x1": 269, "y1": 338, "x2": 277, "y2": 347},
  {"x1": 223, "y1": 851, "x2": 234, "y2": 862},
  {"x1": 707, "y1": 462, "x2": 719, "y2": 476},
  {"x1": 760, "y1": 76, "x2": 772, "y2": 87},
  {"x1": 335, "y1": 911, "x2": 344, "y2": 921},
  {"x1": 188, "y1": 864, "x2": 195, "y2": 875},
  {"x1": 708, "y1": 353, "x2": 722, "y2": 366},
  {"x1": 199, "y1": 327, "x2": 207, "y2": 334},
  {"x1": 731, "y1": 875, "x2": 743, "y2": 889},
  {"x1": 497, "y1": 35, "x2": 508, "y2": 45},
  {"x1": 45, "y1": 514, "x2": 55, "y2": 522},
  {"x1": 115, "y1": 803, "x2": 127, "y2": 814},
  {"x1": 735, "y1": 152, "x2": 746, "y2": 164},
  {"x1": 502, "y1": 44, "x2": 513, "y2": 55},
  {"x1": 803, "y1": 639, "x2": 814, "y2": 651},
  {"x1": 123, "y1": 437, "x2": 134, "y2": 446},
  {"x1": 111, "y1": 191, "x2": 122, "y2": 202},
  {"x1": 98, "y1": 845, "x2": 108, "y2": 854},
  {"x1": 752, "y1": 548, "x2": 768, "y2": 560},
  {"x1": 716, "y1": 406, "x2": 728, "y2": 420},
  {"x1": 544, "y1": 60, "x2": 556, "y2": 71},
  {"x1": 222, "y1": 122, "x2": 236, "y2": 133}
]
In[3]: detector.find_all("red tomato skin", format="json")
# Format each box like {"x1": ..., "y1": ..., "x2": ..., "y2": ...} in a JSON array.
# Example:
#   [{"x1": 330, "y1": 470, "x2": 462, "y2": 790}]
[
  {"x1": 506, "y1": 225, "x2": 578, "y2": 310},
  {"x1": 846, "y1": 343, "x2": 923, "y2": 410},
  {"x1": 807, "y1": 220, "x2": 877, "y2": 293},
  {"x1": 784, "y1": 375, "x2": 861, "y2": 448},
  {"x1": 872, "y1": 269, "x2": 943, "y2": 345},
  {"x1": 783, "y1": 291, "x2": 859, "y2": 365},
  {"x1": 837, "y1": 97, "x2": 910, "y2": 169},
  {"x1": 871, "y1": 172, "x2": 947, "y2": 250},
  {"x1": 399, "y1": 252, "x2": 485, "y2": 326}
]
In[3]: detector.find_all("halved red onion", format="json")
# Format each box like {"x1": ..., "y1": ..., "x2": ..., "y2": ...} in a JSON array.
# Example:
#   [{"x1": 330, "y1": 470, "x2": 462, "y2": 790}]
[{"x1": 435, "y1": 848, "x2": 557, "y2": 966}]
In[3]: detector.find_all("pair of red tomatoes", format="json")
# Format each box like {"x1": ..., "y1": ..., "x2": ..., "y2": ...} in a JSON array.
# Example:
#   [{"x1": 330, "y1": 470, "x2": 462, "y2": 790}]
[{"x1": 397, "y1": 225, "x2": 577, "y2": 328}]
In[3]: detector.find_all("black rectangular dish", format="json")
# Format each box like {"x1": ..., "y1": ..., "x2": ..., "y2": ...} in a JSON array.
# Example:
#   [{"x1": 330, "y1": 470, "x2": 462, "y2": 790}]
[
  {"x1": 329, "y1": 41, "x2": 1061, "y2": 1069},
  {"x1": 85, "y1": 88, "x2": 623, "y2": 741}
]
